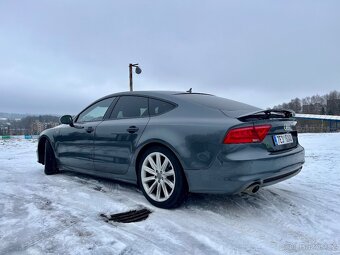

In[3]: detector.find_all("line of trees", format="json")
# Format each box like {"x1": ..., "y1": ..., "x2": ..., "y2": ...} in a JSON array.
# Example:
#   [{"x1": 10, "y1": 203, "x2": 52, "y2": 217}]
[{"x1": 273, "y1": 90, "x2": 340, "y2": 115}]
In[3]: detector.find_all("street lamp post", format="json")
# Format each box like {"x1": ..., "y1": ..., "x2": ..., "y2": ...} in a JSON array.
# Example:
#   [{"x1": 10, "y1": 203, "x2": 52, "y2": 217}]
[{"x1": 129, "y1": 63, "x2": 142, "y2": 91}]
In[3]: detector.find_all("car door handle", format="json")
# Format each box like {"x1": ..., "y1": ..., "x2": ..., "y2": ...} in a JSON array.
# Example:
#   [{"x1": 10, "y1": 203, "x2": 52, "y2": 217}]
[
  {"x1": 86, "y1": 126, "x2": 94, "y2": 133},
  {"x1": 127, "y1": 126, "x2": 139, "y2": 133}
]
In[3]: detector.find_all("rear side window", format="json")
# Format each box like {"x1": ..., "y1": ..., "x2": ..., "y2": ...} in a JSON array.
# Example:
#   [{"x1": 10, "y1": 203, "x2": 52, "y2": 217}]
[
  {"x1": 110, "y1": 96, "x2": 149, "y2": 119},
  {"x1": 149, "y1": 98, "x2": 176, "y2": 116},
  {"x1": 175, "y1": 94, "x2": 260, "y2": 117},
  {"x1": 176, "y1": 94, "x2": 258, "y2": 110}
]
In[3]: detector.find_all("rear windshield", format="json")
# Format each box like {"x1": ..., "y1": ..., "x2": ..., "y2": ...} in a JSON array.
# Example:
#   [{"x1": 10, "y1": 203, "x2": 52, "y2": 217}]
[{"x1": 175, "y1": 94, "x2": 260, "y2": 117}]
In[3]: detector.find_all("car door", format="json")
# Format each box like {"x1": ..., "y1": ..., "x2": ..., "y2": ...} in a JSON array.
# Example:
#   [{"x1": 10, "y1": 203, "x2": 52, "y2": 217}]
[
  {"x1": 57, "y1": 97, "x2": 116, "y2": 171},
  {"x1": 94, "y1": 96, "x2": 150, "y2": 174}
]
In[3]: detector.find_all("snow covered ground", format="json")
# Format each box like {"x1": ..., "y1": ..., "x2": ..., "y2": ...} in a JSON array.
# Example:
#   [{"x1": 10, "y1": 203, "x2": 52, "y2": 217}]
[{"x1": 0, "y1": 133, "x2": 339, "y2": 255}]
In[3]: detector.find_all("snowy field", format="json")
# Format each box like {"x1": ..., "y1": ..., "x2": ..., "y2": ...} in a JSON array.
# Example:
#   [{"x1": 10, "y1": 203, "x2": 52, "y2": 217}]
[{"x1": 0, "y1": 133, "x2": 339, "y2": 255}]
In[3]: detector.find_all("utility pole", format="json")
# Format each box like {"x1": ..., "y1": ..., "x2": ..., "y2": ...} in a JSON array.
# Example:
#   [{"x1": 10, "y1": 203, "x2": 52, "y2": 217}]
[
  {"x1": 129, "y1": 64, "x2": 133, "y2": 91},
  {"x1": 129, "y1": 63, "x2": 142, "y2": 91}
]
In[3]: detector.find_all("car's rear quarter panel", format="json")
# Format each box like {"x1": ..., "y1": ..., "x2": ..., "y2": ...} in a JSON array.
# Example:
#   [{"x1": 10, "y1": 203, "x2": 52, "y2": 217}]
[{"x1": 136, "y1": 101, "x2": 240, "y2": 170}]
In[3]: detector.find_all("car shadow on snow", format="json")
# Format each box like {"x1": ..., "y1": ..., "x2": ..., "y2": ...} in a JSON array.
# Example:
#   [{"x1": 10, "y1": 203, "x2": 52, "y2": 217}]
[
  {"x1": 60, "y1": 170, "x2": 140, "y2": 194},
  {"x1": 58, "y1": 170, "x2": 301, "y2": 218}
]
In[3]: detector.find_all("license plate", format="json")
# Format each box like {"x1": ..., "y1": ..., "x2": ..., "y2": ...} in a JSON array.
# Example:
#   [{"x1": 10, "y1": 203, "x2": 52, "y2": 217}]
[{"x1": 273, "y1": 133, "x2": 293, "y2": 146}]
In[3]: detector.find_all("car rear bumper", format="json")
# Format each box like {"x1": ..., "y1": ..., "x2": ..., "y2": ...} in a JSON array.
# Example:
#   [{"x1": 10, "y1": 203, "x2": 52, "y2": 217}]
[{"x1": 184, "y1": 144, "x2": 305, "y2": 194}]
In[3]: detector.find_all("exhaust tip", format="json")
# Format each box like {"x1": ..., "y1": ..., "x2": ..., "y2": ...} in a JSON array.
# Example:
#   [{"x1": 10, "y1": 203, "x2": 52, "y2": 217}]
[
  {"x1": 242, "y1": 183, "x2": 260, "y2": 195},
  {"x1": 252, "y1": 185, "x2": 260, "y2": 193}
]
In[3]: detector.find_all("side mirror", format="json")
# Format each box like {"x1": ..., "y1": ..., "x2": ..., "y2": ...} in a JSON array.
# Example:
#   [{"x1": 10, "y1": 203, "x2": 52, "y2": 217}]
[{"x1": 60, "y1": 115, "x2": 74, "y2": 126}]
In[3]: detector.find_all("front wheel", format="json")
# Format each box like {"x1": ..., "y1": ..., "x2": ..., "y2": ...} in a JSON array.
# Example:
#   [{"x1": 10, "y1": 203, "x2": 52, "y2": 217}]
[{"x1": 138, "y1": 146, "x2": 187, "y2": 209}]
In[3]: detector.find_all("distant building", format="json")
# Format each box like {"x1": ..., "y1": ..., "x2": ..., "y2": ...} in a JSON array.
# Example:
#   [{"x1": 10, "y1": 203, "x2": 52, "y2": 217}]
[
  {"x1": 0, "y1": 114, "x2": 60, "y2": 136},
  {"x1": 0, "y1": 124, "x2": 9, "y2": 135},
  {"x1": 296, "y1": 114, "x2": 340, "y2": 132},
  {"x1": 9, "y1": 127, "x2": 28, "y2": 136},
  {"x1": 30, "y1": 120, "x2": 59, "y2": 135}
]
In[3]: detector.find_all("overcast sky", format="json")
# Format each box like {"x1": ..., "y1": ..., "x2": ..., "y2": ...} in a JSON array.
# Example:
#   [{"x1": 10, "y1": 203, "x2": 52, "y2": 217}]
[{"x1": 0, "y1": 1, "x2": 339, "y2": 115}]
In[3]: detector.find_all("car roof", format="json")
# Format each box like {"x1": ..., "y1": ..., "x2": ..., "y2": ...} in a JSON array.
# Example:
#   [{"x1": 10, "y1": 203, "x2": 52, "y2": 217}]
[
  {"x1": 96, "y1": 90, "x2": 259, "y2": 117},
  {"x1": 102, "y1": 90, "x2": 212, "y2": 101},
  {"x1": 106, "y1": 90, "x2": 186, "y2": 97}
]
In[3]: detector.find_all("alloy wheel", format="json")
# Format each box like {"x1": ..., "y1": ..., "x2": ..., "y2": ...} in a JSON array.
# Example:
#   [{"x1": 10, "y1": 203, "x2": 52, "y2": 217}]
[{"x1": 141, "y1": 152, "x2": 176, "y2": 202}]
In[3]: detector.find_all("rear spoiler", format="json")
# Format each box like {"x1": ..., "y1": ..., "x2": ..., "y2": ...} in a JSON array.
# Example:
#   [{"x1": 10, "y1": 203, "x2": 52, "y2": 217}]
[{"x1": 237, "y1": 109, "x2": 295, "y2": 122}]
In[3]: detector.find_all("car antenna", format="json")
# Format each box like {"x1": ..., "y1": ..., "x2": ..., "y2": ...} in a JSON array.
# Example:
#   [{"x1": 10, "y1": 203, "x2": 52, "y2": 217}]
[{"x1": 186, "y1": 88, "x2": 192, "y2": 93}]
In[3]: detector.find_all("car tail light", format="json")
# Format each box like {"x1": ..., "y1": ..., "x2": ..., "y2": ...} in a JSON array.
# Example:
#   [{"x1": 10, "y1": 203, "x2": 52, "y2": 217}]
[{"x1": 223, "y1": 124, "x2": 272, "y2": 144}]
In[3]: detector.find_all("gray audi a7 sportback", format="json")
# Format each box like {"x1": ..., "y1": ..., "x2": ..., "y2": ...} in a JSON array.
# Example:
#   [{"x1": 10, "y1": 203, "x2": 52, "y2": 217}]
[{"x1": 37, "y1": 91, "x2": 305, "y2": 208}]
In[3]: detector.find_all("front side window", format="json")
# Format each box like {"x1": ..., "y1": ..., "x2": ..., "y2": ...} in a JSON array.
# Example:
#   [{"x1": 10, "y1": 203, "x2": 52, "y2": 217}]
[
  {"x1": 77, "y1": 97, "x2": 115, "y2": 123},
  {"x1": 110, "y1": 96, "x2": 148, "y2": 119},
  {"x1": 149, "y1": 98, "x2": 176, "y2": 116}
]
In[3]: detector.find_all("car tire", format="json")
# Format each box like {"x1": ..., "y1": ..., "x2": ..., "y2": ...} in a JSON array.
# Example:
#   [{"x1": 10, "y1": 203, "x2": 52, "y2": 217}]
[
  {"x1": 44, "y1": 140, "x2": 59, "y2": 175},
  {"x1": 138, "y1": 146, "x2": 187, "y2": 209}
]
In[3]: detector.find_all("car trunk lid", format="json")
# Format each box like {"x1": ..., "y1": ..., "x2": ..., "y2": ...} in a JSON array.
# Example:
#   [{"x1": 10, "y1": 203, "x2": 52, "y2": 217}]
[{"x1": 223, "y1": 109, "x2": 299, "y2": 152}]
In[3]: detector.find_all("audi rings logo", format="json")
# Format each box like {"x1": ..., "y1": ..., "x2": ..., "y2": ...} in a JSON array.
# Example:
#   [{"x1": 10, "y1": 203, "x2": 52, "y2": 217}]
[{"x1": 284, "y1": 123, "x2": 292, "y2": 131}]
